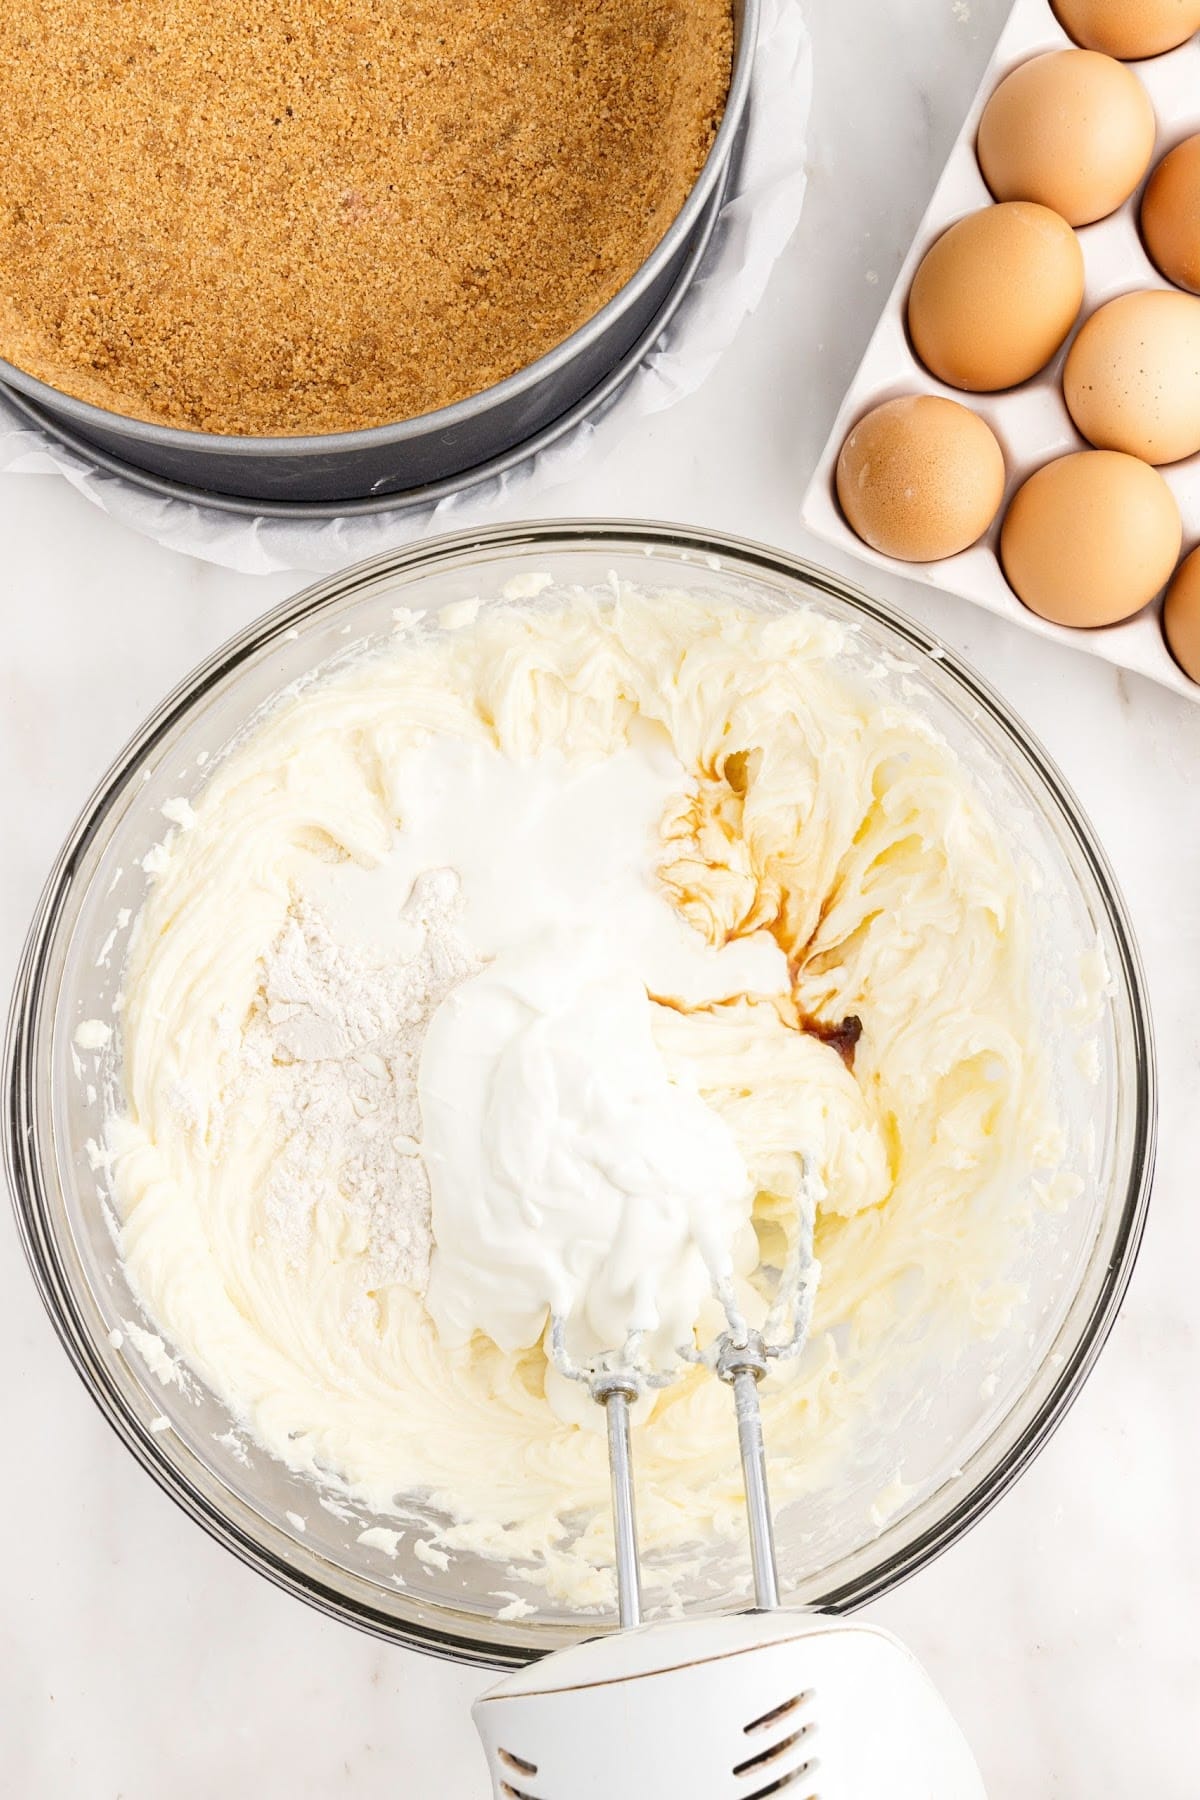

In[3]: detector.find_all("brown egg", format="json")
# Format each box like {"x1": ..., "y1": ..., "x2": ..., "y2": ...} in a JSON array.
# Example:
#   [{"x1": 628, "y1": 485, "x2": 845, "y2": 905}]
[
  {"x1": 1001, "y1": 450, "x2": 1181, "y2": 625},
  {"x1": 1052, "y1": 0, "x2": 1200, "y2": 59},
  {"x1": 1063, "y1": 290, "x2": 1200, "y2": 464},
  {"x1": 908, "y1": 204, "x2": 1085, "y2": 392},
  {"x1": 1142, "y1": 135, "x2": 1200, "y2": 294},
  {"x1": 835, "y1": 396, "x2": 1006, "y2": 562},
  {"x1": 1163, "y1": 545, "x2": 1200, "y2": 680},
  {"x1": 977, "y1": 51, "x2": 1155, "y2": 226}
]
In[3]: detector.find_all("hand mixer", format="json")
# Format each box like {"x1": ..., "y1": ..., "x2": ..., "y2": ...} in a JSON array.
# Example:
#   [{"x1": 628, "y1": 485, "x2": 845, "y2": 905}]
[{"x1": 474, "y1": 1205, "x2": 987, "y2": 1800}]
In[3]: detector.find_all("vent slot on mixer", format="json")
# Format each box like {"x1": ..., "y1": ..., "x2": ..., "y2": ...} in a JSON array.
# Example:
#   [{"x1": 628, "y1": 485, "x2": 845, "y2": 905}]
[
  {"x1": 498, "y1": 1750, "x2": 538, "y2": 1774},
  {"x1": 734, "y1": 1724, "x2": 814, "y2": 1776},
  {"x1": 743, "y1": 1690, "x2": 813, "y2": 1735},
  {"x1": 741, "y1": 1768, "x2": 817, "y2": 1800},
  {"x1": 497, "y1": 1745, "x2": 543, "y2": 1800}
]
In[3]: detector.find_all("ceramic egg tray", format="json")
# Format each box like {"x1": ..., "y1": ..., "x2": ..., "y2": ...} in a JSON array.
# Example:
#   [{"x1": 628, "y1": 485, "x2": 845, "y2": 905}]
[{"x1": 801, "y1": 0, "x2": 1200, "y2": 704}]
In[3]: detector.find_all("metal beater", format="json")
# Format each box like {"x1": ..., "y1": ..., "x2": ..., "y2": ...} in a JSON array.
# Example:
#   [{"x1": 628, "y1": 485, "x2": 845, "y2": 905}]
[{"x1": 546, "y1": 1178, "x2": 820, "y2": 1625}]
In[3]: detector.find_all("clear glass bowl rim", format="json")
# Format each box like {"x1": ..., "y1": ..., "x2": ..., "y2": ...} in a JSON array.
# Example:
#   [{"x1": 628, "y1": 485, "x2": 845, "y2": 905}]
[{"x1": 3, "y1": 519, "x2": 1156, "y2": 1669}]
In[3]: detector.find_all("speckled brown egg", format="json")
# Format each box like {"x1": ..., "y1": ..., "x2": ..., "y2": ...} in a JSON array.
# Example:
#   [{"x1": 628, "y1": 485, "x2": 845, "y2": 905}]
[
  {"x1": 1164, "y1": 545, "x2": 1200, "y2": 680},
  {"x1": 1063, "y1": 290, "x2": 1200, "y2": 464},
  {"x1": 1001, "y1": 450, "x2": 1181, "y2": 626},
  {"x1": 907, "y1": 204, "x2": 1085, "y2": 392},
  {"x1": 1142, "y1": 135, "x2": 1200, "y2": 294},
  {"x1": 977, "y1": 50, "x2": 1156, "y2": 226},
  {"x1": 836, "y1": 395, "x2": 1007, "y2": 562},
  {"x1": 1052, "y1": 0, "x2": 1200, "y2": 59}
]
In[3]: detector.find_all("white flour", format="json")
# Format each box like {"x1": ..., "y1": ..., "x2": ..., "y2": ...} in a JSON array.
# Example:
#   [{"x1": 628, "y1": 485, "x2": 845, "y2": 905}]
[{"x1": 253, "y1": 867, "x2": 479, "y2": 1289}]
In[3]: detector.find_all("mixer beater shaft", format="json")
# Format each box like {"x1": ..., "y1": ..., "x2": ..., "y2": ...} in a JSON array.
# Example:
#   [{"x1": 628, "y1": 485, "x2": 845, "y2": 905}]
[
  {"x1": 595, "y1": 1374, "x2": 644, "y2": 1629},
  {"x1": 716, "y1": 1332, "x2": 780, "y2": 1611},
  {"x1": 595, "y1": 1329, "x2": 783, "y2": 1623}
]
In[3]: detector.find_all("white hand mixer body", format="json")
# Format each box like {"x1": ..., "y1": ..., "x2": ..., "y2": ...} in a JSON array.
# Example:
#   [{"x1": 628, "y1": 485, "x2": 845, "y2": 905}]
[
  {"x1": 473, "y1": 1319, "x2": 987, "y2": 1799},
  {"x1": 475, "y1": 1610, "x2": 986, "y2": 1800}
]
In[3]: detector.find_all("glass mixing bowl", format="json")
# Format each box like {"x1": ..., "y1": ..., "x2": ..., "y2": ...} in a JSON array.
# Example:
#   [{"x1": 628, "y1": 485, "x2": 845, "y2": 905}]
[{"x1": 3, "y1": 522, "x2": 1154, "y2": 1668}]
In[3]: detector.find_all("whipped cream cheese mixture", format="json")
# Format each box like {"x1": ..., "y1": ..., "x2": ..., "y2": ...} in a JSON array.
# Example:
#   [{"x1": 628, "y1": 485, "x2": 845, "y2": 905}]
[{"x1": 103, "y1": 584, "x2": 1060, "y2": 1597}]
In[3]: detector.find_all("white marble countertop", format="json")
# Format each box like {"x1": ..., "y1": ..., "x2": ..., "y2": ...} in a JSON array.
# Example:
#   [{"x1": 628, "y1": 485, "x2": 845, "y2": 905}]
[{"x1": 2, "y1": 1, "x2": 1196, "y2": 1792}]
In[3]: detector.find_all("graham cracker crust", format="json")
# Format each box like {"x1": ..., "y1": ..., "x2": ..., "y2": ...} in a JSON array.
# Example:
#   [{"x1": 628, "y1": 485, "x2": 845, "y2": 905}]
[{"x1": 0, "y1": 1, "x2": 733, "y2": 436}]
